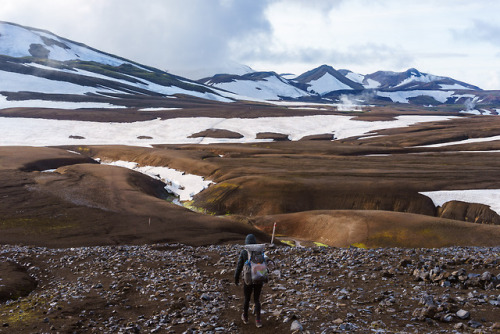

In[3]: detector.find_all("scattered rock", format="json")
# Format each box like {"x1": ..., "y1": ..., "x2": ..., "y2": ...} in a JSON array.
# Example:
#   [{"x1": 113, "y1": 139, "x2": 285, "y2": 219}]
[
  {"x1": 456, "y1": 309, "x2": 470, "y2": 320},
  {"x1": 0, "y1": 244, "x2": 498, "y2": 333},
  {"x1": 291, "y1": 320, "x2": 303, "y2": 332}
]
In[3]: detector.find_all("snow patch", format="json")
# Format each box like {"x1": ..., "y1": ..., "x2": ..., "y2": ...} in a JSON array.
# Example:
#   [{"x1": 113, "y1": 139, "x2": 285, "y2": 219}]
[
  {"x1": 209, "y1": 75, "x2": 308, "y2": 100},
  {"x1": 416, "y1": 135, "x2": 500, "y2": 148},
  {"x1": 420, "y1": 189, "x2": 500, "y2": 216},
  {"x1": 0, "y1": 95, "x2": 125, "y2": 110},
  {"x1": 345, "y1": 72, "x2": 364, "y2": 84},
  {"x1": 439, "y1": 83, "x2": 473, "y2": 90},
  {"x1": 377, "y1": 90, "x2": 454, "y2": 103},
  {"x1": 103, "y1": 160, "x2": 213, "y2": 201},
  {"x1": 363, "y1": 79, "x2": 381, "y2": 89},
  {"x1": 308, "y1": 73, "x2": 353, "y2": 94},
  {"x1": 139, "y1": 107, "x2": 181, "y2": 111},
  {"x1": 0, "y1": 69, "x2": 117, "y2": 96},
  {"x1": 0, "y1": 115, "x2": 456, "y2": 147}
]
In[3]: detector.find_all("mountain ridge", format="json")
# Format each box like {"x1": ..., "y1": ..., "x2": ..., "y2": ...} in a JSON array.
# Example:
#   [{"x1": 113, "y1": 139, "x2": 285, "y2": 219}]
[{"x1": 0, "y1": 21, "x2": 498, "y2": 108}]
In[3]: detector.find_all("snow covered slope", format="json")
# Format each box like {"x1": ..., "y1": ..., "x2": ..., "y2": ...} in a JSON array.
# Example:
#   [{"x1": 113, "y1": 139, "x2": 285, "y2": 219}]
[
  {"x1": 363, "y1": 68, "x2": 481, "y2": 91},
  {"x1": 0, "y1": 21, "x2": 492, "y2": 107},
  {"x1": 293, "y1": 65, "x2": 364, "y2": 95},
  {"x1": 200, "y1": 72, "x2": 310, "y2": 100},
  {"x1": 0, "y1": 21, "x2": 232, "y2": 106}
]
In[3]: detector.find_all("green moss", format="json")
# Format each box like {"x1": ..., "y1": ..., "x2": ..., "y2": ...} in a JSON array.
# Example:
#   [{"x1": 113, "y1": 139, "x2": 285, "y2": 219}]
[
  {"x1": 0, "y1": 294, "x2": 50, "y2": 327},
  {"x1": 0, "y1": 217, "x2": 75, "y2": 233},
  {"x1": 182, "y1": 201, "x2": 216, "y2": 215},
  {"x1": 313, "y1": 241, "x2": 329, "y2": 248},
  {"x1": 280, "y1": 240, "x2": 295, "y2": 247},
  {"x1": 351, "y1": 242, "x2": 368, "y2": 249},
  {"x1": 199, "y1": 183, "x2": 239, "y2": 205}
]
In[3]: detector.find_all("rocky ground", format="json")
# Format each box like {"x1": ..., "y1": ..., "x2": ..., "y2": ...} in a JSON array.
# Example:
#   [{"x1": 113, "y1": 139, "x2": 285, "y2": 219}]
[{"x1": 0, "y1": 243, "x2": 498, "y2": 333}]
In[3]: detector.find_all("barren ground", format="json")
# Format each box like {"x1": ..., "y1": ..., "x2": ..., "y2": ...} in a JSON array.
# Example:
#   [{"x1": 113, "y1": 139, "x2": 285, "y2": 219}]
[{"x1": 1, "y1": 101, "x2": 500, "y2": 332}]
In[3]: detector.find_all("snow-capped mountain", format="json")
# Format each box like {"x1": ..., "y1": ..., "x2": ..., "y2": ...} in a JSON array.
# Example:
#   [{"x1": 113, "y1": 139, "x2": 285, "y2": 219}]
[
  {"x1": 293, "y1": 65, "x2": 364, "y2": 95},
  {"x1": 0, "y1": 21, "x2": 232, "y2": 108},
  {"x1": 199, "y1": 71, "x2": 311, "y2": 100},
  {"x1": 335, "y1": 68, "x2": 486, "y2": 105},
  {"x1": 0, "y1": 21, "x2": 494, "y2": 108},
  {"x1": 363, "y1": 68, "x2": 480, "y2": 91}
]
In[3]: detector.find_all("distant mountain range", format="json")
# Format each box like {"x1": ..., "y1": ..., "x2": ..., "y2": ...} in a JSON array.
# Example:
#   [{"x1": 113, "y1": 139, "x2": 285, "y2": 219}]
[
  {"x1": 0, "y1": 21, "x2": 498, "y2": 108},
  {"x1": 199, "y1": 64, "x2": 489, "y2": 105}
]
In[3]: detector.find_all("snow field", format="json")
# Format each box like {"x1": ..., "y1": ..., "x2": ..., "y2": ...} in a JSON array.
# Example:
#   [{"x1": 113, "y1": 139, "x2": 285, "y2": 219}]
[
  {"x1": 420, "y1": 190, "x2": 500, "y2": 216},
  {"x1": 209, "y1": 75, "x2": 309, "y2": 100},
  {"x1": 103, "y1": 160, "x2": 213, "y2": 201},
  {"x1": 416, "y1": 135, "x2": 500, "y2": 148},
  {"x1": 0, "y1": 115, "x2": 456, "y2": 147},
  {"x1": 377, "y1": 90, "x2": 455, "y2": 104},
  {"x1": 0, "y1": 95, "x2": 125, "y2": 110}
]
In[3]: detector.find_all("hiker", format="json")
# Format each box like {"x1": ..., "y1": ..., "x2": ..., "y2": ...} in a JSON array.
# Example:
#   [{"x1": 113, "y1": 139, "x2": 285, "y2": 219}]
[{"x1": 234, "y1": 234, "x2": 265, "y2": 328}]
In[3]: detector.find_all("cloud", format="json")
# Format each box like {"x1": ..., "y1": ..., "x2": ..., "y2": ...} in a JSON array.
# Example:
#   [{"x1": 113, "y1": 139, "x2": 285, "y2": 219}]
[
  {"x1": 1, "y1": 0, "x2": 274, "y2": 74},
  {"x1": 233, "y1": 40, "x2": 413, "y2": 70},
  {"x1": 452, "y1": 20, "x2": 500, "y2": 47}
]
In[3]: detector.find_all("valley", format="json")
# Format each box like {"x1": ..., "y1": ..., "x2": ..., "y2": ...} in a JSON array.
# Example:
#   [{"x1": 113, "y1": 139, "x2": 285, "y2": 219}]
[{"x1": 0, "y1": 20, "x2": 499, "y2": 333}]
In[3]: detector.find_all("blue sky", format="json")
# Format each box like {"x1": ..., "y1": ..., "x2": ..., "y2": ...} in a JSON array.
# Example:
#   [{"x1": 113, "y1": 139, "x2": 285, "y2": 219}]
[{"x1": 2, "y1": 0, "x2": 500, "y2": 89}]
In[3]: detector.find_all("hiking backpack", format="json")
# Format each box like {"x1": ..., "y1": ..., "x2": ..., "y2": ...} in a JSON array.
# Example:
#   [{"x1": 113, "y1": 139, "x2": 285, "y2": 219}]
[{"x1": 243, "y1": 244, "x2": 269, "y2": 285}]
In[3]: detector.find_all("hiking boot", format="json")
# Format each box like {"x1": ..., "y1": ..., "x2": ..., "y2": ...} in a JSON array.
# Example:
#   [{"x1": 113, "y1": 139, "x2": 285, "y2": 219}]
[
  {"x1": 241, "y1": 313, "x2": 249, "y2": 325},
  {"x1": 256, "y1": 319, "x2": 262, "y2": 328}
]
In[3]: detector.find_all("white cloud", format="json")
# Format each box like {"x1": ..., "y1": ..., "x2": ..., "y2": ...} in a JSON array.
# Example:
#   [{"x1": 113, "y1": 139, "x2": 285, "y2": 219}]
[
  {"x1": 1, "y1": 0, "x2": 500, "y2": 89},
  {"x1": 1, "y1": 0, "x2": 272, "y2": 73}
]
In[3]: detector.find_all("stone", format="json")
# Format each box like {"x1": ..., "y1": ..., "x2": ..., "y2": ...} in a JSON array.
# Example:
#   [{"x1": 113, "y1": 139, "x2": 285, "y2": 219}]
[
  {"x1": 456, "y1": 309, "x2": 470, "y2": 320},
  {"x1": 481, "y1": 271, "x2": 492, "y2": 281},
  {"x1": 291, "y1": 320, "x2": 303, "y2": 332},
  {"x1": 468, "y1": 320, "x2": 482, "y2": 329}
]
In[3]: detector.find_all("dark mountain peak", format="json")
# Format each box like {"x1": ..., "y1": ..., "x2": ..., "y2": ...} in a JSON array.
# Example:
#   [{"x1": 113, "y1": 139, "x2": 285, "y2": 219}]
[
  {"x1": 243, "y1": 71, "x2": 280, "y2": 81},
  {"x1": 296, "y1": 64, "x2": 338, "y2": 80},
  {"x1": 337, "y1": 69, "x2": 352, "y2": 76},
  {"x1": 294, "y1": 65, "x2": 364, "y2": 93},
  {"x1": 200, "y1": 71, "x2": 283, "y2": 85},
  {"x1": 405, "y1": 68, "x2": 422, "y2": 77}
]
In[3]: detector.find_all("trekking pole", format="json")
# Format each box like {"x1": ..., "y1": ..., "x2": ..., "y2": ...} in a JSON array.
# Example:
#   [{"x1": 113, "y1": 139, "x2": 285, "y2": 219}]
[{"x1": 271, "y1": 222, "x2": 276, "y2": 245}]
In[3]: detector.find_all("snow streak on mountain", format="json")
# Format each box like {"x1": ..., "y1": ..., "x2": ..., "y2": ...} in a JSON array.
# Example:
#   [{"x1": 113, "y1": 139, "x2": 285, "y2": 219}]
[
  {"x1": 1, "y1": 21, "x2": 497, "y2": 108},
  {"x1": 0, "y1": 21, "x2": 233, "y2": 108}
]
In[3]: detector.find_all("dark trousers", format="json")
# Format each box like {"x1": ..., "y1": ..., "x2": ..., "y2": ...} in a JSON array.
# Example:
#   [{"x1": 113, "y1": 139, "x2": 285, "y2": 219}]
[{"x1": 243, "y1": 283, "x2": 263, "y2": 319}]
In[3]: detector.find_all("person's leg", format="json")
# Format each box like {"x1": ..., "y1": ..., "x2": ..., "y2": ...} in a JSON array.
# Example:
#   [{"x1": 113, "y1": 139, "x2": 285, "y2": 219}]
[
  {"x1": 253, "y1": 283, "x2": 263, "y2": 320},
  {"x1": 243, "y1": 283, "x2": 253, "y2": 321}
]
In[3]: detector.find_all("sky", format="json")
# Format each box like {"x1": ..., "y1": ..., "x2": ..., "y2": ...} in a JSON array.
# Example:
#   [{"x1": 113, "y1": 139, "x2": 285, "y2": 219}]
[{"x1": 1, "y1": 0, "x2": 500, "y2": 89}]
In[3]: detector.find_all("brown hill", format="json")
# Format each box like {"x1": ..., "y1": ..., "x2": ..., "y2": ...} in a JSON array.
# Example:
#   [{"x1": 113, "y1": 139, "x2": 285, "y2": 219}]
[
  {"x1": 0, "y1": 147, "x2": 267, "y2": 247},
  {"x1": 252, "y1": 210, "x2": 500, "y2": 248}
]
